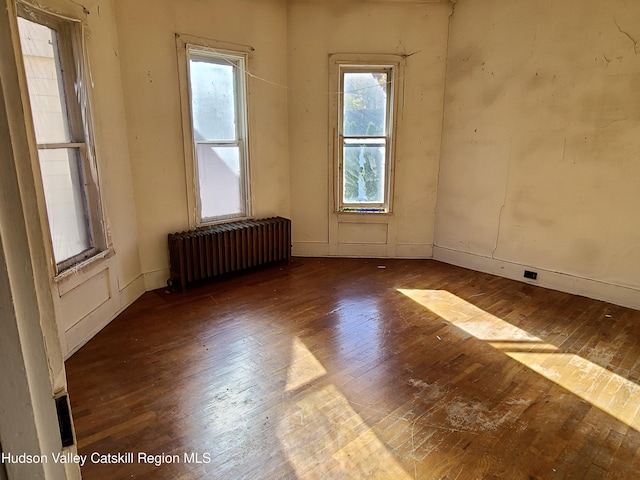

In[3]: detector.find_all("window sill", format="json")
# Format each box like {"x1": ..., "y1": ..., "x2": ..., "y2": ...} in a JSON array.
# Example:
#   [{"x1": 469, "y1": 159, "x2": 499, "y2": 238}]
[
  {"x1": 54, "y1": 247, "x2": 115, "y2": 285},
  {"x1": 338, "y1": 208, "x2": 390, "y2": 214}
]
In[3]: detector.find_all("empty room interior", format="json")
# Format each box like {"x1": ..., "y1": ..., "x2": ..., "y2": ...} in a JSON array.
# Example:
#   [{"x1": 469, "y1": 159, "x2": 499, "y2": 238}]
[{"x1": 1, "y1": 0, "x2": 640, "y2": 479}]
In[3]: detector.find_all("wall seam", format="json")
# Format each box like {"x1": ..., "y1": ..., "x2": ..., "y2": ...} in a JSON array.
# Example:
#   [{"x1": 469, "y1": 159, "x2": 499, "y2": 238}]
[{"x1": 431, "y1": 0, "x2": 457, "y2": 252}]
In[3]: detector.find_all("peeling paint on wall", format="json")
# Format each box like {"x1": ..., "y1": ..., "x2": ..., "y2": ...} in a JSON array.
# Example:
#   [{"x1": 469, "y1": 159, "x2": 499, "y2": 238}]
[{"x1": 436, "y1": 0, "x2": 640, "y2": 296}]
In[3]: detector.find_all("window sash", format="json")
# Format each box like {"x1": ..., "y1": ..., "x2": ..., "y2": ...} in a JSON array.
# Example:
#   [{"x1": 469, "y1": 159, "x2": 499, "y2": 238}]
[
  {"x1": 341, "y1": 138, "x2": 388, "y2": 206},
  {"x1": 186, "y1": 46, "x2": 250, "y2": 224},
  {"x1": 194, "y1": 140, "x2": 247, "y2": 222},
  {"x1": 36, "y1": 145, "x2": 98, "y2": 270},
  {"x1": 337, "y1": 65, "x2": 395, "y2": 212},
  {"x1": 17, "y1": 4, "x2": 105, "y2": 273}
]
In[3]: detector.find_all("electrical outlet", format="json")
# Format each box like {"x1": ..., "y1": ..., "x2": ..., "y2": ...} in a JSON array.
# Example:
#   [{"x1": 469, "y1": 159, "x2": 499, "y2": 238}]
[{"x1": 524, "y1": 270, "x2": 537, "y2": 280}]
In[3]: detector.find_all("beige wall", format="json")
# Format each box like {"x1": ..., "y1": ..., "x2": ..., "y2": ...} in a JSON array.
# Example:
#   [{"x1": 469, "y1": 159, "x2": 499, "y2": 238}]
[
  {"x1": 435, "y1": 0, "x2": 640, "y2": 309},
  {"x1": 113, "y1": 0, "x2": 639, "y2": 308},
  {"x1": 113, "y1": 0, "x2": 291, "y2": 290},
  {"x1": 13, "y1": 0, "x2": 144, "y2": 357},
  {"x1": 6, "y1": 3, "x2": 640, "y2": 471},
  {"x1": 9, "y1": 0, "x2": 640, "y2": 368},
  {"x1": 288, "y1": 0, "x2": 451, "y2": 258},
  {"x1": 1, "y1": 0, "x2": 80, "y2": 477}
]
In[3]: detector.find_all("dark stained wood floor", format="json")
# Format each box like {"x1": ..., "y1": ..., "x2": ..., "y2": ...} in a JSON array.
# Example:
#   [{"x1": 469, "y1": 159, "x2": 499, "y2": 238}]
[{"x1": 65, "y1": 258, "x2": 640, "y2": 479}]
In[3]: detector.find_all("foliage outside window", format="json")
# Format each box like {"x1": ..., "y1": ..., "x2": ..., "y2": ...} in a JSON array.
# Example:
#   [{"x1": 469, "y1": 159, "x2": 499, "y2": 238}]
[{"x1": 332, "y1": 58, "x2": 400, "y2": 213}]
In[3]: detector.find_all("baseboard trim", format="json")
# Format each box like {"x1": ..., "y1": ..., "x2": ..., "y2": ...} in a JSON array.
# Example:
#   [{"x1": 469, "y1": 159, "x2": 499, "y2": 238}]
[
  {"x1": 119, "y1": 273, "x2": 146, "y2": 308},
  {"x1": 292, "y1": 242, "x2": 330, "y2": 257},
  {"x1": 433, "y1": 246, "x2": 640, "y2": 311},
  {"x1": 293, "y1": 241, "x2": 433, "y2": 259},
  {"x1": 396, "y1": 243, "x2": 433, "y2": 258},
  {"x1": 143, "y1": 268, "x2": 171, "y2": 291},
  {"x1": 63, "y1": 275, "x2": 146, "y2": 359}
]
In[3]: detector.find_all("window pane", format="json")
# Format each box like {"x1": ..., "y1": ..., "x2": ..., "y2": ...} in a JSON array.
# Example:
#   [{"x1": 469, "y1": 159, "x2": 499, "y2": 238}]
[
  {"x1": 189, "y1": 58, "x2": 237, "y2": 141},
  {"x1": 18, "y1": 18, "x2": 73, "y2": 144},
  {"x1": 343, "y1": 141, "x2": 386, "y2": 203},
  {"x1": 37, "y1": 148, "x2": 92, "y2": 262},
  {"x1": 196, "y1": 144, "x2": 243, "y2": 219},
  {"x1": 343, "y1": 72, "x2": 387, "y2": 136}
]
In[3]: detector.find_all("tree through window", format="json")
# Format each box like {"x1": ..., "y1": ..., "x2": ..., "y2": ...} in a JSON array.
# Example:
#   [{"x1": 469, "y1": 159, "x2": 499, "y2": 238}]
[{"x1": 332, "y1": 58, "x2": 400, "y2": 213}]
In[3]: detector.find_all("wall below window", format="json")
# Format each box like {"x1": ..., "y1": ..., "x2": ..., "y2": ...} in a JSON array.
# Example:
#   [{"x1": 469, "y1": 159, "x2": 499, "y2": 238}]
[
  {"x1": 287, "y1": 0, "x2": 451, "y2": 259},
  {"x1": 113, "y1": 0, "x2": 291, "y2": 291},
  {"x1": 12, "y1": 0, "x2": 145, "y2": 357},
  {"x1": 51, "y1": 0, "x2": 639, "y2": 322}
]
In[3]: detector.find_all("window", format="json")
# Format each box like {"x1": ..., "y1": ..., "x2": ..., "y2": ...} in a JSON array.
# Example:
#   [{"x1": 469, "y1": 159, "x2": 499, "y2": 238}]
[
  {"x1": 184, "y1": 45, "x2": 250, "y2": 224},
  {"x1": 17, "y1": 4, "x2": 105, "y2": 273},
  {"x1": 331, "y1": 56, "x2": 401, "y2": 213}
]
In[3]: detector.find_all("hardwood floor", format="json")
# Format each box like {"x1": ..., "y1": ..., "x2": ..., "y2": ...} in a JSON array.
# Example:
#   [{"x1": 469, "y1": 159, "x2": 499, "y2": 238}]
[{"x1": 65, "y1": 258, "x2": 640, "y2": 479}]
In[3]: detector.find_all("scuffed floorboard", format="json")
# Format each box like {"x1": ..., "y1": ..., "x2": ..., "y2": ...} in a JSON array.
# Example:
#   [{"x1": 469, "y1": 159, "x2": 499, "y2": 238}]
[{"x1": 66, "y1": 258, "x2": 640, "y2": 479}]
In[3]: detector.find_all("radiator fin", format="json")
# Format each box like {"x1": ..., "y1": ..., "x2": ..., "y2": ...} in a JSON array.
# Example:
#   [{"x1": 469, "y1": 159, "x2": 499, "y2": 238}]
[{"x1": 168, "y1": 217, "x2": 291, "y2": 291}]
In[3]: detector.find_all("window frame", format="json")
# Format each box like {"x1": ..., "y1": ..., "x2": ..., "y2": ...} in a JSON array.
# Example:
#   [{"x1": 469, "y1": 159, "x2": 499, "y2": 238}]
[
  {"x1": 16, "y1": 2, "x2": 106, "y2": 275},
  {"x1": 330, "y1": 54, "x2": 403, "y2": 214},
  {"x1": 176, "y1": 34, "x2": 252, "y2": 227}
]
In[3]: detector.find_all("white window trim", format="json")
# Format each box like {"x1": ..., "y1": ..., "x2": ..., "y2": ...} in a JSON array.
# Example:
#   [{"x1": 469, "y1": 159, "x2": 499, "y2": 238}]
[
  {"x1": 329, "y1": 53, "x2": 404, "y2": 214},
  {"x1": 17, "y1": 1, "x2": 108, "y2": 276},
  {"x1": 176, "y1": 34, "x2": 253, "y2": 228}
]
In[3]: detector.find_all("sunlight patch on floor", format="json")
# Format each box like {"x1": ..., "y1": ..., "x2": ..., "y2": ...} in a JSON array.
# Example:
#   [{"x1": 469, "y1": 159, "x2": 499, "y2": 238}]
[
  {"x1": 286, "y1": 336, "x2": 327, "y2": 392},
  {"x1": 279, "y1": 338, "x2": 412, "y2": 479},
  {"x1": 398, "y1": 289, "x2": 640, "y2": 431}
]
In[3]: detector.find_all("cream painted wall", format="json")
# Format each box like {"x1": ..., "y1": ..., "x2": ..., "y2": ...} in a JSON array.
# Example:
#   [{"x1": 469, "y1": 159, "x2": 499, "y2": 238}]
[
  {"x1": 435, "y1": 0, "x2": 640, "y2": 309},
  {"x1": 14, "y1": 0, "x2": 144, "y2": 357},
  {"x1": 1, "y1": 0, "x2": 79, "y2": 476},
  {"x1": 15, "y1": 0, "x2": 637, "y2": 364},
  {"x1": 113, "y1": 0, "x2": 291, "y2": 290},
  {"x1": 288, "y1": 0, "x2": 451, "y2": 258}
]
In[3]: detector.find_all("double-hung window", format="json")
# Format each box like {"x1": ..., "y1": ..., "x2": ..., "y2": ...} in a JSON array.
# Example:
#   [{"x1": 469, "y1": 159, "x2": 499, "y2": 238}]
[
  {"x1": 332, "y1": 56, "x2": 401, "y2": 213},
  {"x1": 184, "y1": 45, "x2": 250, "y2": 224},
  {"x1": 17, "y1": 4, "x2": 105, "y2": 273}
]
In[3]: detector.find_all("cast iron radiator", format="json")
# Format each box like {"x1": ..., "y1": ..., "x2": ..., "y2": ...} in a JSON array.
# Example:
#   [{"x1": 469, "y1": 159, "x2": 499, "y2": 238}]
[{"x1": 168, "y1": 216, "x2": 291, "y2": 291}]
